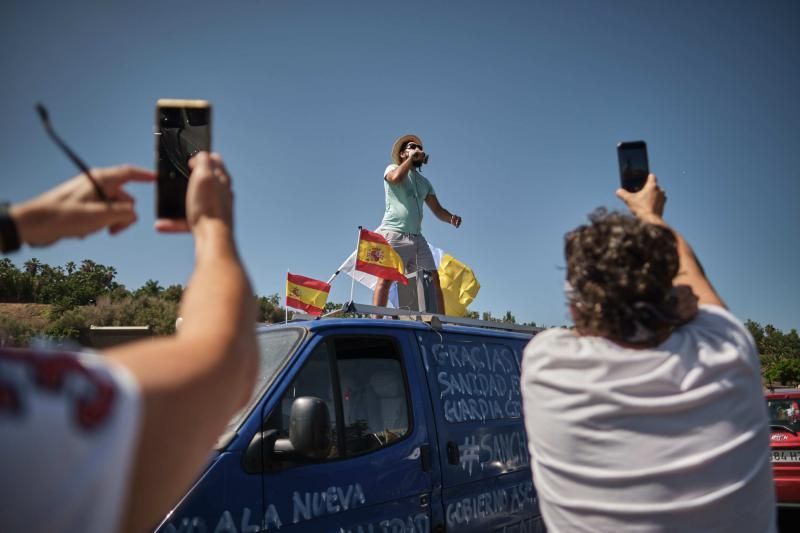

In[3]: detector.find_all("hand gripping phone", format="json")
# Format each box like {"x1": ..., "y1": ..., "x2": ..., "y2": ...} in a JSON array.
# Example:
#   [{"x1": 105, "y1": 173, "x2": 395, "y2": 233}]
[
  {"x1": 616, "y1": 140, "x2": 649, "y2": 193},
  {"x1": 155, "y1": 99, "x2": 211, "y2": 219}
]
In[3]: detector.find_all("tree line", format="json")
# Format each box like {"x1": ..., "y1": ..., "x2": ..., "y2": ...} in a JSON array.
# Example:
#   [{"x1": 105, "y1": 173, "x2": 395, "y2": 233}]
[
  {"x1": 0, "y1": 258, "x2": 526, "y2": 347},
  {"x1": 0, "y1": 258, "x2": 286, "y2": 346},
  {"x1": 2, "y1": 258, "x2": 797, "y2": 388}
]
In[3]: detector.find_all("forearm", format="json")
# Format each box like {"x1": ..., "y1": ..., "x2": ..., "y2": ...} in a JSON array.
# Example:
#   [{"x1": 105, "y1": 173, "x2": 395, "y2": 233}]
[
  {"x1": 110, "y1": 220, "x2": 258, "y2": 533},
  {"x1": 181, "y1": 220, "x2": 257, "y2": 407},
  {"x1": 385, "y1": 159, "x2": 414, "y2": 183},
  {"x1": 180, "y1": 219, "x2": 255, "y2": 351},
  {"x1": 639, "y1": 213, "x2": 724, "y2": 307},
  {"x1": 432, "y1": 205, "x2": 454, "y2": 223}
]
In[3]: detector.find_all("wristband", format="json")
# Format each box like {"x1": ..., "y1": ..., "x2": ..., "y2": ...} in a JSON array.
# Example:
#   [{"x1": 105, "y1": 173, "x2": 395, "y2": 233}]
[{"x1": 0, "y1": 202, "x2": 22, "y2": 253}]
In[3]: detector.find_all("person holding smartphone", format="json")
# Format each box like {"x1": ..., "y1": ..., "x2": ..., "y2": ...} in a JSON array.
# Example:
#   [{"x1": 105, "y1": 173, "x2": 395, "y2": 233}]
[
  {"x1": 520, "y1": 174, "x2": 775, "y2": 532},
  {"x1": 374, "y1": 134, "x2": 462, "y2": 312},
  {"x1": 1, "y1": 153, "x2": 259, "y2": 533}
]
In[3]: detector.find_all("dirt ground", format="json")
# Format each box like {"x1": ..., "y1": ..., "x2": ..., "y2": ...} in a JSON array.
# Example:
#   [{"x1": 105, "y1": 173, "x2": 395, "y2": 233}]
[{"x1": 0, "y1": 303, "x2": 51, "y2": 328}]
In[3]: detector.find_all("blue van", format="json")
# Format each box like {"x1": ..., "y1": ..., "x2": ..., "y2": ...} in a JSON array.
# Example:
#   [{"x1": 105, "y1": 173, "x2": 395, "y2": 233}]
[{"x1": 156, "y1": 306, "x2": 545, "y2": 533}]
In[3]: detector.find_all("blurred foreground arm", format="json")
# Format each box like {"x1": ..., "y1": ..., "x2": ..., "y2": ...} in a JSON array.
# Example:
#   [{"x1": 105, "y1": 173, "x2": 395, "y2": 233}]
[
  {"x1": 616, "y1": 174, "x2": 725, "y2": 308},
  {"x1": 9, "y1": 165, "x2": 155, "y2": 247},
  {"x1": 107, "y1": 153, "x2": 258, "y2": 533}
]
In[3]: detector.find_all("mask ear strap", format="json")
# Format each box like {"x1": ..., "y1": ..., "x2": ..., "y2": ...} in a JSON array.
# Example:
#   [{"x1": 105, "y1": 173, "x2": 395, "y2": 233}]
[{"x1": 563, "y1": 280, "x2": 578, "y2": 301}]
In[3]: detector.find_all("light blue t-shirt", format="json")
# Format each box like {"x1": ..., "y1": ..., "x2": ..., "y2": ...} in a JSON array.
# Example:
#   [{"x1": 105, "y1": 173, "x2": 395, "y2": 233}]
[{"x1": 379, "y1": 164, "x2": 436, "y2": 235}]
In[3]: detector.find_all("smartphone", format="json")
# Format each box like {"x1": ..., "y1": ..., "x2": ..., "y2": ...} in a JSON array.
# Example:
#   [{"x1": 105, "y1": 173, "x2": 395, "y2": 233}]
[
  {"x1": 616, "y1": 141, "x2": 649, "y2": 193},
  {"x1": 155, "y1": 99, "x2": 212, "y2": 219}
]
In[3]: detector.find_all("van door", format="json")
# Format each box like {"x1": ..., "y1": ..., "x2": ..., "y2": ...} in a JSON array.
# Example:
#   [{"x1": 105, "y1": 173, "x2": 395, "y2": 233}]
[
  {"x1": 415, "y1": 331, "x2": 545, "y2": 532},
  {"x1": 257, "y1": 328, "x2": 434, "y2": 532}
]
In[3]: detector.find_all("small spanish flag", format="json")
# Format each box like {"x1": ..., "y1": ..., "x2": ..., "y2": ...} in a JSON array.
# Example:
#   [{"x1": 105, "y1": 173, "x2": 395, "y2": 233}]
[
  {"x1": 286, "y1": 273, "x2": 331, "y2": 316},
  {"x1": 356, "y1": 229, "x2": 408, "y2": 285}
]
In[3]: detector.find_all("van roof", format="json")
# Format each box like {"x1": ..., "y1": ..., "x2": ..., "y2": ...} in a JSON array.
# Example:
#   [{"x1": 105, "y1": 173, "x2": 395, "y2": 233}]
[{"x1": 258, "y1": 316, "x2": 540, "y2": 341}]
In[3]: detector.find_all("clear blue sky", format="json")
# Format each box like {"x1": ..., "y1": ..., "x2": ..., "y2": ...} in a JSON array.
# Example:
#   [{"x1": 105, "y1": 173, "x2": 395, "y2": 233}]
[{"x1": 2, "y1": 0, "x2": 798, "y2": 330}]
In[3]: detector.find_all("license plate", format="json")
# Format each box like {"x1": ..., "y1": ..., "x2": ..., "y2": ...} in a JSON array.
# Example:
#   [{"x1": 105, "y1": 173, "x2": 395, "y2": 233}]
[{"x1": 771, "y1": 450, "x2": 800, "y2": 463}]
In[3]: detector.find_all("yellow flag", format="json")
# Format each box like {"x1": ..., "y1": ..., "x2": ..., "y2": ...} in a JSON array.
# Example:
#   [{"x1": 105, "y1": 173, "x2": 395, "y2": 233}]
[{"x1": 438, "y1": 253, "x2": 480, "y2": 317}]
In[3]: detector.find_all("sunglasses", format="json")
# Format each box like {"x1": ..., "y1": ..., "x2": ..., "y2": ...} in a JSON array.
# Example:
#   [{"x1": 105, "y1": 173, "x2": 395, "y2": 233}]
[
  {"x1": 36, "y1": 103, "x2": 107, "y2": 201},
  {"x1": 405, "y1": 143, "x2": 423, "y2": 151}
]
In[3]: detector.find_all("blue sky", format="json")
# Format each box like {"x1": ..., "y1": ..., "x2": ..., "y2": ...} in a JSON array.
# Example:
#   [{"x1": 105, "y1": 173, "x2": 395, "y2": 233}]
[{"x1": 1, "y1": 0, "x2": 798, "y2": 330}]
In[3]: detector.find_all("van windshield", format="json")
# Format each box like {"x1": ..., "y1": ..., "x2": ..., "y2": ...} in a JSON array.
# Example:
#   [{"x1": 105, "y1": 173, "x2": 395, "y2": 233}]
[{"x1": 222, "y1": 328, "x2": 304, "y2": 436}]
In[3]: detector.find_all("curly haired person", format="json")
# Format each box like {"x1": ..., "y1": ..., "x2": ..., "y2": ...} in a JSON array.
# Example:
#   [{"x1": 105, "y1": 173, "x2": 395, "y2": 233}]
[{"x1": 521, "y1": 174, "x2": 775, "y2": 532}]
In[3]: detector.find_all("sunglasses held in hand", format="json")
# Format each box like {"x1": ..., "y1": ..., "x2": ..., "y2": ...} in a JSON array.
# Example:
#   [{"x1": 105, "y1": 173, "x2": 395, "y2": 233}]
[{"x1": 36, "y1": 103, "x2": 107, "y2": 202}]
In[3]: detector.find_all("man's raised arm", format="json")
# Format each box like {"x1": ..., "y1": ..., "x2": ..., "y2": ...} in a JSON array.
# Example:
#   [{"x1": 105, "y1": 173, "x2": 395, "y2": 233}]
[
  {"x1": 616, "y1": 173, "x2": 724, "y2": 308},
  {"x1": 385, "y1": 154, "x2": 417, "y2": 184},
  {"x1": 107, "y1": 153, "x2": 258, "y2": 533}
]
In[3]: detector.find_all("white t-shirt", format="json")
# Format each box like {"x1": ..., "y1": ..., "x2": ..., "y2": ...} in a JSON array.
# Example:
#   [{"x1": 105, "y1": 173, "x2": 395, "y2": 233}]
[
  {"x1": 0, "y1": 348, "x2": 141, "y2": 533},
  {"x1": 521, "y1": 305, "x2": 775, "y2": 533}
]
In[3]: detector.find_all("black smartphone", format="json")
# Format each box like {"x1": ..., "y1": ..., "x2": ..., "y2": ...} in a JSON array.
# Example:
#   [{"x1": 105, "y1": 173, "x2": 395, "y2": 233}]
[
  {"x1": 155, "y1": 99, "x2": 211, "y2": 219},
  {"x1": 616, "y1": 141, "x2": 649, "y2": 193}
]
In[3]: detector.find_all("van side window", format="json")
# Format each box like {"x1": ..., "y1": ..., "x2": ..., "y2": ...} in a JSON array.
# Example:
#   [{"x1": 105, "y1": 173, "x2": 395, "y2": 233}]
[
  {"x1": 339, "y1": 356, "x2": 409, "y2": 455},
  {"x1": 272, "y1": 343, "x2": 340, "y2": 459},
  {"x1": 336, "y1": 336, "x2": 410, "y2": 456},
  {"x1": 265, "y1": 336, "x2": 411, "y2": 468}
]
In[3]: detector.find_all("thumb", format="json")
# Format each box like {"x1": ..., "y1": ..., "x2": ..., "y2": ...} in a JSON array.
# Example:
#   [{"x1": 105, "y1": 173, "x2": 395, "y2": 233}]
[{"x1": 615, "y1": 188, "x2": 630, "y2": 202}]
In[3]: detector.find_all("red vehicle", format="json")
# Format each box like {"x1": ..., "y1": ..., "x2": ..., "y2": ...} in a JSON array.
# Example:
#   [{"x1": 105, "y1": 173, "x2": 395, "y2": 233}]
[{"x1": 767, "y1": 391, "x2": 800, "y2": 506}]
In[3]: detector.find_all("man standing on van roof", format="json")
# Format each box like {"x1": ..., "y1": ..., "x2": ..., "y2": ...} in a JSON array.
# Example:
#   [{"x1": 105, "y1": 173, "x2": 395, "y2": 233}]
[{"x1": 373, "y1": 134, "x2": 462, "y2": 312}]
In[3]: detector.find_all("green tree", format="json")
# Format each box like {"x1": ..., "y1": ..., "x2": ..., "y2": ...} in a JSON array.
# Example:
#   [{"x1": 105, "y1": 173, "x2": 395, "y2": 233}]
[
  {"x1": 135, "y1": 279, "x2": 163, "y2": 298},
  {"x1": 747, "y1": 320, "x2": 800, "y2": 389},
  {"x1": 24, "y1": 258, "x2": 42, "y2": 276},
  {"x1": 257, "y1": 293, "x2": 288, "y2": 323},
  {"x1": 321, "y1": 301, "x2": 357, "y2": 318},
  {"x1": 0, "y1": 258, "x2": 33, "y2": 302},
  {"x1": 63, "y1": 260, "x2": 121, "y2": 306},
  {"x1": 44, "y1": 307, "x2": 89, "y2": 343},
  {"x1": 83, "y1": 295, "x2": 179, "y2": 336},
  {"x1": 162, "y1": 284, "x2": 184, "y2": 303}
]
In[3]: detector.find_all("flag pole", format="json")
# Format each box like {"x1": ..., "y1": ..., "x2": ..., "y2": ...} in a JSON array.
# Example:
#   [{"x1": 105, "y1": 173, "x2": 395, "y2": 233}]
[
  {"x1": 350, "y1": 226, "x2": 361, "y2": 304},
  {"x1": 285, "y1": 269, "x2": 289, "y2": 324},
  {"x1": 326, "y1": 270, "x2": 339, "y2": 285}
]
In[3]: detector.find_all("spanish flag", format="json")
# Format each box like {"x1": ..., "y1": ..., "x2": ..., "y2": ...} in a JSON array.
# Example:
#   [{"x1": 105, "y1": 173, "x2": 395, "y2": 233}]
[
  {"x1": 355, "y1": 229, "x2": 408, "y2": 285},
  {"x1": 286, "y1": 273, "x2": 331, "y2": 316}
]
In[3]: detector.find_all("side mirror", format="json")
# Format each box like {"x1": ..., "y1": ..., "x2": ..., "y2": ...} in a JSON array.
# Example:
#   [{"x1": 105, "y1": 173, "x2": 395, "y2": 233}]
[
  {"x1": 242, "y1": 396, "x2": 332, "y2": 474},
  {"x1": 277, "y1": 396, "x2": 332, "y2": 459},
  {"x1": 242, "y1": 429, "x2": 279, "y2": 474}
]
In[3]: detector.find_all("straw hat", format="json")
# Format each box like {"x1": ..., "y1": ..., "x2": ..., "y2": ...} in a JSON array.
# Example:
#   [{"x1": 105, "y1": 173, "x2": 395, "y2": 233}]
[{"x1": 391, "y1": 134, "x2": 423, "y2": 165}]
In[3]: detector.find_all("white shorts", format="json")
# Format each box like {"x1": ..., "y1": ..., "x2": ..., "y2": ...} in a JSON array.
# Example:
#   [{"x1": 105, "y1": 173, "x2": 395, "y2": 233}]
[{"x1": 377, "y1": 230, "x2": 436, "y2": 274}]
